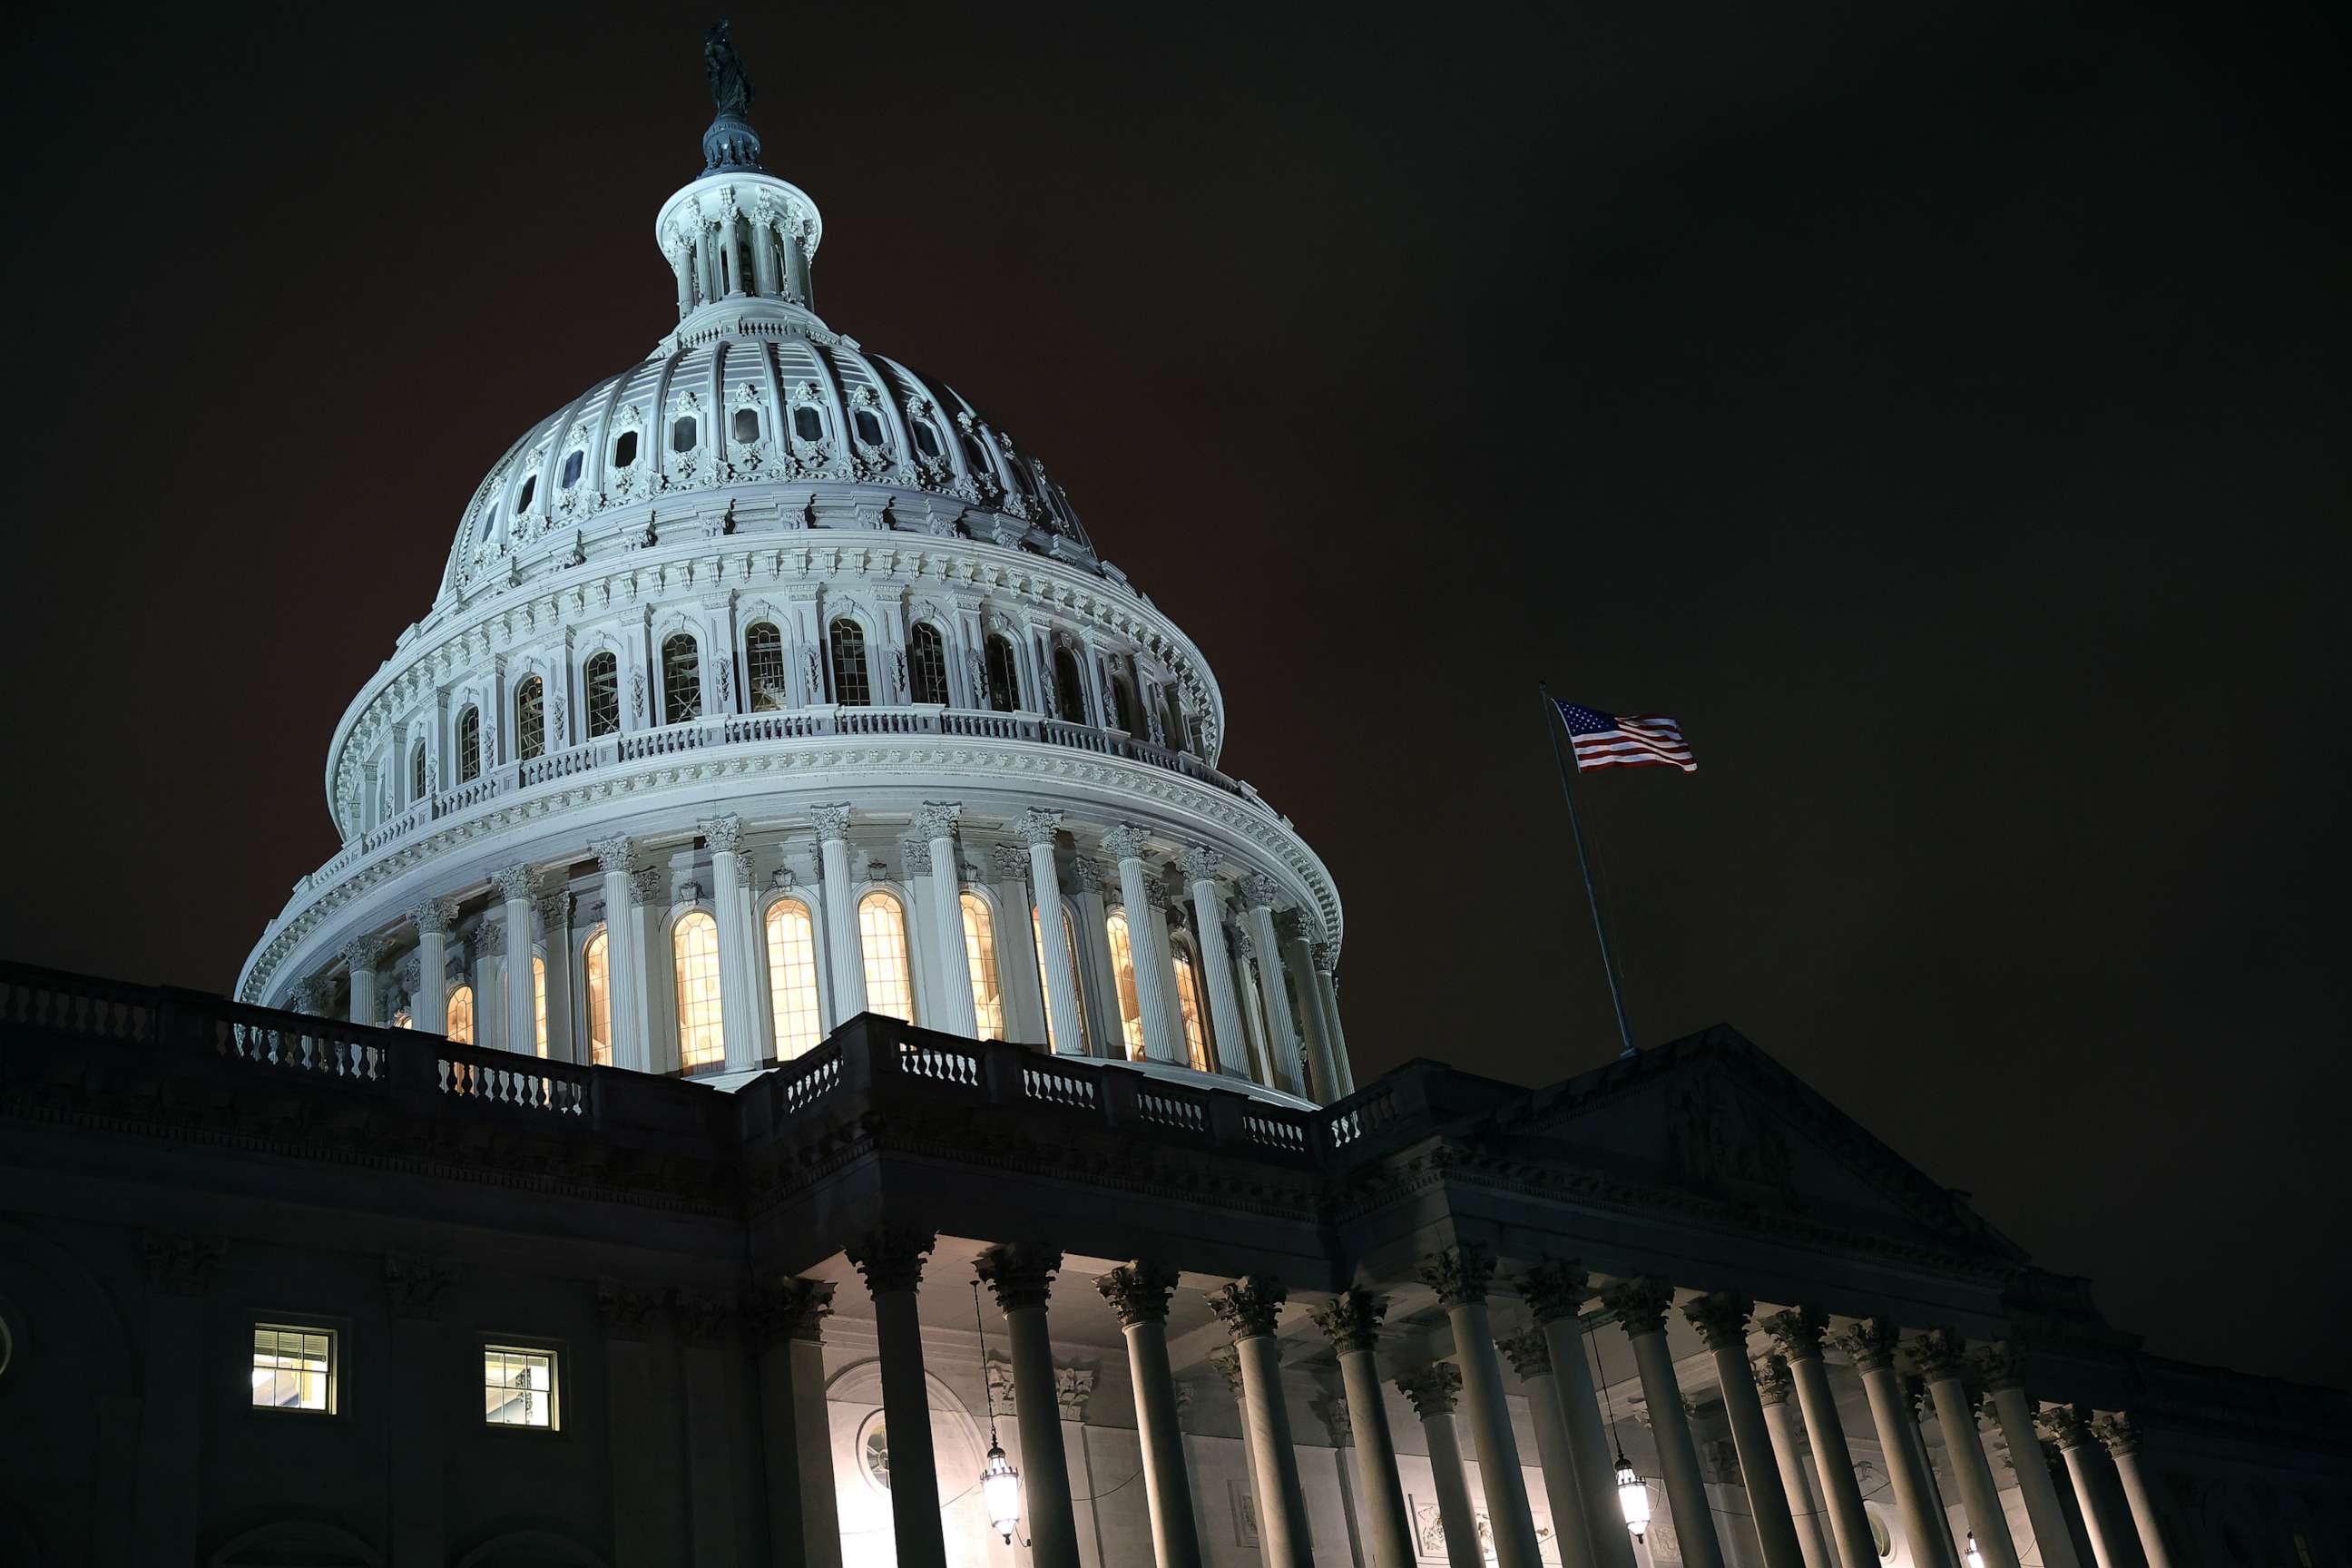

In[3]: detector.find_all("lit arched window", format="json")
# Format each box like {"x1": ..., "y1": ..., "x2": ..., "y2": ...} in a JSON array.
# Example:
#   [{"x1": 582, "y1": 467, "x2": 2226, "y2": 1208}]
[
  {"x1": 745, "y1": 622, "x2": 788, "y2": 712},
  {"x1": 532, "y1": 955, "x2": 548, "y2": 1059},
  {"x1": 447, "y1": 984, "x2": 475, "y2": 1045},
  {"x1": 960, "y1": 893, "x2": 1004, "y2": 1040},
  {"x1": 829, "y1": 619, "x2": 871, "y2": 707},
  {"x1": 456, "y1": 707, "x2": 482, "y2": 783},
  {"x1": 1104, "y1": 910, "x2": 1145, "y2": 1060},
  {"x1": 1033, "y1": 903, "x2": 1090, "y2": 1054},
  {"x1": 1052, "y1": 646, "x2": 1086, "y2": 725},
  {"x1": 985, "y1": 635, "x2": 1021, "y2": 713},
  {"x1": 858, "y1": 891, "x2": 914, "y2": 1023},
  {"x1": 583, "y1": 928, "x2": 612, "y2": 1067},
  {"x1": 766, "y1": 899, "x2": 823, "y2": 1059},
  {"x1": 1171, "y1": 939, "x2": 1211, "y2": 1073},
  {"x1": 515, "y1": 675, "x2": 546, "y2": 761},
  {"x1": 662, "y1": 633, "x2": 701, "y2": 723},
  {"x1": 409, "y1": 741, "x2": 426, "y2": 802},
  {"x1": 673, "y1": 911, "x2": 724, "y2": 1071},
  {"x1": 909, "y1": 623, "x2": 950, "y2": 706},
  {"x1": 584, "y1": 652, "x2": 620, "y2": 738}
]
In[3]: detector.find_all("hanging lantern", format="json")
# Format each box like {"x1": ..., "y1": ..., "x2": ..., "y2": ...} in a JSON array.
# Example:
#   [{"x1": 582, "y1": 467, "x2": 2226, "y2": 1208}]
[
  {"x1": 981, "y1": 1438, "x2": 1023, "y2": 1544},
  {"x1": 1965, "y1": 1534, "x2": 1984, "y2": 1568},
  {"x1": 1615, "y1": 1450, "x2": 1651, "y2": 1542}
]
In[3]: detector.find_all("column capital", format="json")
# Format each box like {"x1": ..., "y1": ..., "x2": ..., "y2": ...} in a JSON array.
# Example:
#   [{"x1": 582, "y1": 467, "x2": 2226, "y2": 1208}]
[
  {"x1": 1753, "y1": 1353, "x2": 1795, "y2": 1406},
  {"x1": 988, "y1": 842, "x2": 1031, "y2": 883},
  {"x1": 384, "y1": 1251, "x2": 458, "y2": 1320},
  {"x1": 534, "y1": 889, "x2": 572, "y2": 931},
  {"x1": 629, "y1": 867, "x2": 665, "y2": 906},
  {"x1": 914, "y1": 800, "x2": 964, "y2": 841},
  {"x1": 142, "y1": 1231, "x2": 226, "y2": 1297},
  {"x1": 2035, "y1": 1403, "x2": 2094, "y2": 1452},
  {"x1": 1600, "y1": 1277, "x2": 1677, "y2": 1337},
  {"x1": 1497, "y1": 1329, "x2": 1552, "y2": 1381},
  {"x1": 900, "y1": 838, "x2": 932, "y2": 877},
  {"x1": 1177, "y1": 844, "x2": 1223, "y2": 883},
  {"x1": 1514, "y1": 1257, "x2": 1593, "y2": 1324},
  {"x1": 1759, "y1": 1305, "x2": 1830, "y2": 1362},
  {"x1": 1907, "y1": 1326, "x2": 1970, "y2": 1382},
  {"x1": 808, "y1": 803, "x2": 854, "y2": 842},
  {"x1": 408, "y1": 897, "x2": 456, "y2": 936},
  {"x1": 700, "y1": 812, "x2": 746, "y2": 856},
  {"x1": 975, "y1": 1242, "x2": 1064, "y2": 1314},
  {"x1": 1309, "y1": 941, "x2": 1338, "y2": 975},
  {"x1": 1095, "y1": 1261, "x2": 1181, "y2": 1328},
  {"x1": 746, "y1": 1277, "x2": 836, "y2": 1346},
  {"x1": 1014, "y1": 807, "x2": 1064, "y2": 848},
  {"x1": 493, "y1": 862, "x2": 536, "y2": 903},
  {"x1": 1417, "y1": 1242, "x2": 1498, "y2": 1308},
  {"x1": 1243, "y1": 870, "x2": 1281, "y2": 909},
  {"x1": 1102, "y1": 822, "x2": 1152, "y2": 863},
  {"x1": 1681, "y1": 1290, "x2": 1758, "y2": 1352},
  {"x1": 1056, "y1": 1367, "x2": 1098, "y2": 1421},
  {"x1": 596, "y1": 1279, "x2": 664, "y2": 1340},
  {"x1": 1306, "y1": 1287, "x2": 1387, "y2": 1355},
  {"x1": 2092, "y1": 1411, "x2": 2141, "y2": 1457},
  {"x1": 1970, "y1": 1339, "x2": 2027, "y2": 1394},
  {"x1": 1828, "y1": 1315, "x2": 1902, "y2": 1372},
  {"x1": 1204, "y1": 1276, "x2": 1288, "y2": 1342},
  {"x1": 592, "y1": 834, "x2": 638, "y2": 876},
  {"x1": 1207, "y1": 1345, "x2": 1244, "y2": 1398},
  {"x1": 672, "y1": 1289, "x2": 738, "y2": 1348},
  {"x1": 845, "y1": 1225, "x2": 936, "y2": 1296},
  {"x1": 342, "y1": 936, "x2": 384, "y2": 975},
  {"x1": 1396, "y1": 1361, "x2": 1464, "y2": 1418}
]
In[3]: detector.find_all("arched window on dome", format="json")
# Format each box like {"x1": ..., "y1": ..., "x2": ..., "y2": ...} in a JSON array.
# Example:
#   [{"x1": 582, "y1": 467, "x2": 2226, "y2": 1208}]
[
  {"x1": 561, "y1": 449, "x2": 584, "y2": 490},
  {"x1": 828, "y1": 619, "x2": 871, "y2": 708},
  {"x1": 584, "y1": 652, "x2": 621, "y2": 738},
  {"x1": 662, "y1": 634, "x2": 701, "y2": 723},
  {"x1": 446, "y1": 984, "x2": 475, "y2": 1046},
  {"x1": 409, "y1": 740, "x2": 426, "y2": 804},
  {"x1": 908, "y1": 623, "x2": 950, "y2": 706},
  {"x1": 961, "y1": 429, "x2": 995, "y2": 478},
  {"x1": 731, "y1": 406, "x2": 760, "y2": 445},
  {"x1": 1052, "y1": 645, "x2": 1087, "y2": 725},
  {"x1": 765, "y1": 899, "x2": 823, "y2": 1060},
  {"x1": 672, "y1": 911, "x2": 723, "y2": 1072},
  {"x1": 852, "y1": 407, "x2": 887, "y2": 450},
  {"x1": 1162, "y1": 687, "x2": 1187, "y2": 756},
  {"x1": 911, "y1": 419, "x2": 944, "y2": 461},
  {"x1": 612, "y1": 430, "x2": 639, "y2": 468},
  {"x1": 1108, "y1": 664, "x2": 1139, "y2": 735},
  {"x1": 1170, "y1": 935, "x2": 1212, "y2": 1073},
  {"x1": 532, "y1": 955, "x2": 548, "y2": 1059},
  {"x1": 671, "y1": 416, "x2": 698, "y2": 453},
  {"x1": 985, "y1": 634, "x2": 1021, "y2": 713},
  {"x1": 1104, "y1": 910, "x2": 1147, "y2": 1060},
  {"x1": 744, "y1": 622, "x2": 788, "y2": 712},
  {"x1": 858, "y1": 892, "x2": 914, "y2": 1024},
  {"x1": 515, "y1": 474, "x2": 537, "y2": 514},
  {"x1": 456, "y1": 707, "x2": 482, "y2": 784},
  {"x1": 960, "y1": 893, "x2": 1004, "y2": 1041},
  {"x1": 1033, "y1": 902, "x2": 1090, "y2": 1054},
  {"x1": 514, "y1": 676, "x2": 546, "y2": 761},
  {"x1": 582, "y1": 927, "x2": 612, "y2": 1067},
  {"x1": 792, "y1": 405, "x2": 825, "y2": 443}
]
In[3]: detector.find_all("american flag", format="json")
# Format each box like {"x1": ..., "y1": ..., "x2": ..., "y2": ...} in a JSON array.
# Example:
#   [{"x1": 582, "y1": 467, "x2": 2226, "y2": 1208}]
[{"x1": 1553, "y1": 701, "x2": 1696, "y2": 773}]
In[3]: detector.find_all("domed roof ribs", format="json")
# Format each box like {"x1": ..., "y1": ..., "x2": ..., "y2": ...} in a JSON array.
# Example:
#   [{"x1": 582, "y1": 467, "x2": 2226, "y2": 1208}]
[
  {"x1": 831, "y1": 341, "x2": 917, "y2": 482},
  {"x1": 885, "y1": 358, "x2": 978, "y2": 495},
  {"x1": 582, "y1": 366, "x2": 634, "y2": 502}
]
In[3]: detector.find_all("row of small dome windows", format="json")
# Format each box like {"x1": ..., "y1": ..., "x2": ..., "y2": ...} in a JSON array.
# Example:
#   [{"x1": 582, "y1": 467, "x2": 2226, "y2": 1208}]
[{"x1": 416, "y1": 619, "x2": 1181, "y2": 794}]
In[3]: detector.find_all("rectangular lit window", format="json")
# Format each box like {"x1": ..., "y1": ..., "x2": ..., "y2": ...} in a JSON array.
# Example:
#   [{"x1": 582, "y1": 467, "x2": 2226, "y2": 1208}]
[
  {"x1": 250, "y1": 1323, "x2": 337, "y2": 1414},
  {"x1": 483, "y1": 1344, "x2": 559, "y2": 1429}
]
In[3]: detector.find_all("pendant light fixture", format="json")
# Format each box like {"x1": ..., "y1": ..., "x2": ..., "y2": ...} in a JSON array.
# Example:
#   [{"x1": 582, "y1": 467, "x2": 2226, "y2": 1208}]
[
  {"x1": 971, "y1": 1281, "x2": 1023, "y2": 1544},
  {"x1": 1586, "y1": 1308, "x2": 1651, "y2": 1543},
  {"x1": 1965, "y1": 1533, "x2": 1984, "y2": 1568}
]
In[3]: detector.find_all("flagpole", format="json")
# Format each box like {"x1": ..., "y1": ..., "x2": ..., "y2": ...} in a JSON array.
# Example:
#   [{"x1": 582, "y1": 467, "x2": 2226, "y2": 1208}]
[{"x1": 1538, "y1": 683, "x2": 1639, "y2": 1058}]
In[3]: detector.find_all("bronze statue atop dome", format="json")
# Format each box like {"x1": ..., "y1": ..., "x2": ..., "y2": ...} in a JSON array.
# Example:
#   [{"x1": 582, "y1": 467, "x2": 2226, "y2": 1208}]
[{"x1": 705, "y1": 20, "x2": 756, "y2": 117}]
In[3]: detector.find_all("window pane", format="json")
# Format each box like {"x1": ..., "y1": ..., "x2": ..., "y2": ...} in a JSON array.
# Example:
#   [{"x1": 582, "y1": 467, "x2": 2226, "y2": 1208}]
[
  {"x1": 961, "y1": 894, "x2": 1003, "y2": 1041},
  {"x1": 1033, "y1": 905, "x2": 1091, "y2": 1054},
  {"x1": 673, "y1": 911, "x2": 724, "y2": 1070},
  {"x1": 732, "y1": 407, "x2": 760, "y2": 443},
  {"x1": 561, "y1": 449, "x2": 584, "y2": 489},
  {"x1": 251, "y1": 1323, "x2": 336, "y2": 1414},
  {"x1": 745, "y1": 622, "x2": 788, "y2": 712},
  {"x1": 483, "y1": 1345, "x2": 558, "y2": 1429},
  {"x1": 853, "y1": 407, "x2": 884, "y2": 446},
  {"x1": 985, "y1": 637, "x2": 1020, "y2": 713},
  {"x1": 516, "y1": 475, "x2": 536, "y2": 513},
  {"x1": 1104, "y1": 912, "x2": 1144, "y2": 1060},
  {"x1": 515, "y1": 677, "x2": 545, "y2": 761},
  {"x1": 793, "y1": 405, "x2": 823, "y2": 442},
  {"x1": 672, "y1": 416, "x2": 698, "y2": 453},
  {"x1": 828, "y1": 620, "x2": 870, "y2": 707},
  {"x1": 858, "y1": 893, "x2": 913, "y2": 1023},
  {"x1": 1052, "y1": 649, "x2": 1086, "y2": 725},
  {"x1": 457, "y1": 708, "x2": 481, "y2": 782},
  {"x1": 613, "y1": 430, "x2": 639, "y2": 467},
  {"x1": 913, "y1": 421, "x2": 942, "y2": 459},
  {"x1": 532, "y1": 955, "x2": 548, "y2": 1059},
  {"x1": 1172, "y1": 947, "x2": 1210, "y2": 1072},
  {"x1": 662, "y1": 634, "x2": 702, "y2": 723},
  {"x1": 447, "y1": 985, "x2": 475, "y2": 1045},
  {"x1": 909, "y1": 624, "x2": 950, "y2": 706},
  {"x1": 583, "y1": 930, "x2": 611, "y2": 1067},
  {"x1": 766, "y1": 900, "x2": 823, "y2": 1059},
  {"x1": 585, "y1": 652, "x2": 621, "y2": 738}
]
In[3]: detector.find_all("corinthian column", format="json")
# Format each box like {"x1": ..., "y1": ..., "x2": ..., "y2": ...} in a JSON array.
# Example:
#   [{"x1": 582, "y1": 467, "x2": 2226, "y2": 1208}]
[
  {"x1": 1971, "y1": 1344, "x2": 2079, "y2": 1568},
  {"x1": 1761, "y1": 1308, "x2": 1876, "y2": 1568},
  {"x1": 2093, "y1": 1415, "x2": 2173, "y2": 1568},
  {"x1": 1910, "y1": 1331, "x2": 2019, "y2": 1568},
  {"x1": 846, "y1": 1226, "x2": 945, "y2": 1568},
  {"x1": 593, "y1": 838, "x2": 650, "y2": 1071},
  {"x1": 1206, "y1": 1278, "x2": 1312, "y2": 1567},
  {"x1": 916, "y1": 803, "x2": 979, "y2": 1037},
  {"x1": 1178, "y1": 845, "x2": 1250, "y2": 1075},
  {"x1": 1398, "y1": 1364, "x2": 1480, "y2": 1568},
  {"x1": 977, "y1": 1245, "x2": 1080, "y2": 1568},
  {"x1": 344, "y1": 937, "x2": 382, "y2": 1027},
  {"x1": 1242, "y1": 873, "x2": 1303, "y2": 1093},
  {"x1": 1753, "y1": 1356, "x2": 1833, "y2": 1568},
  {"x1": 1684, "y1": 1293, "x2": 1805, "y2": 1568},
  {"x1": 811, "y1": 806, "x2": 867, "y2": 1020},
  {"x1": 1096, "y1": 1263, "x2": 1199, "y2": 1568},
  {"x1": 1517, "y1": 1259, "x2": 1636, "y2": 1568},
  {"x1": 1830, "y1": 1318, "x2": 1949, "y2": 1568},
  {"x1": 1019, "y1": 810, "x2": 1088, "y2": 1054},
  {"x1": 409, "y1": 898, "x2": 453, "y2": 1034},
  {"x1": 494, "y1": 864, "x2": 538, "y2": 1056},
  {"x1": 701, "y1": 814, "x2": 772, "y2": 1070},
  {"x1": 1308, "y1": 1289, "x2": 1416, "y2": 1568},
  {"x1": 1602, "y1": 1279, "x2": 1723, "y2": 1568},
  {"x1": 1422, "y1": 1245, "x2": 1543, "y2": 1568},
  {"x1": 1500, "y1": 1328, "x2": 1600, "y2": 1568},
  {"x1": 1308, "y1": 942, "x2": 1356, "y2": 1096},
  {"x1": 1103, "y1": 825, "x2": 1179, "y2": 1063},
  {"x1": 2040, "y1": 1406, "x2": 2123, "y2": 1568}
]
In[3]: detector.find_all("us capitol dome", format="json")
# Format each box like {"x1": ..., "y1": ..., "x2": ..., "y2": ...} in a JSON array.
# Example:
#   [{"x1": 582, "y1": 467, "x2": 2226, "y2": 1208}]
[{"x1": 238, "y1": 55, "x2": 1352, "y2": 1105}]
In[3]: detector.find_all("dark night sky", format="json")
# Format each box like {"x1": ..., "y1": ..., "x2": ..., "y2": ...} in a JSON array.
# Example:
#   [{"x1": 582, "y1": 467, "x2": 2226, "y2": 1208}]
[{"x1": 3, "y1": 3, "x2": 2346, "y2": 1387}]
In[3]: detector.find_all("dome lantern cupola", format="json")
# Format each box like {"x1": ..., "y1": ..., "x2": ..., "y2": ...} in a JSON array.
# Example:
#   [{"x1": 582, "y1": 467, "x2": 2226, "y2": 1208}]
[{"x1": 656, "y1": 22, "x2": 822, "y2": 326}]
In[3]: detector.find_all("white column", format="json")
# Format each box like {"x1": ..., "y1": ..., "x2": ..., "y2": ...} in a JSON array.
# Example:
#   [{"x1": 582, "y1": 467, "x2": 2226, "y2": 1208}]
[
  {"x1": 1398, "y1": 1364, "x2": 1481, "y2": 1568},
  {"x1": 1103, "y1": 825, "x2": 1180, "y2": 1063},
  {"x1": 1178, "y1": 846, "x2": 1250, "y2": 1076},
  {"x1": 989, "y1": 843, "x2": 1047, "y2": 1044},
  {"x1": 1602, "y1": 1279, "x2": 1725, "y2": 1568},
  {"x1": 2094, "y1": 1416, "x2": 2173, "y2": 1568},
  {"x1": 848, "y1": 1227, "x2": 946, "y2": 1568},
  {"x1": 812, "y1": 805, "x2": 867, "y2": 1020},
  {"x1": 1685, "y1": 1294, "x2": 1807, "y2": 1568},
  {"x1": 1096, "y1": 1264, "x2": 1200, "y2": 1568},
  {"x1": 978, "y1": 1245, "x2": 1082, "y2": 1568},
  {"x1": 1207, "y1": 1279, "x2": 1313, "y2": 1568},
  {"x1": 1021, "y1": 809, "x2": 1088, "y2": 1055},
  {"x1": 1309, "y1": 1290, "x2": 1416, "y2": 1568},
  {"x1": 1283, "y1": 926, "x2": 1341, "y2": 1102},
  {"x1": 495, "y1": 864, "x2": 537, "y2": 1054},
  {"x1": 1308, "y1": 943, "x2": 1357, "y2": 1096},
  {"x1": 702, "y1": 815, "x2": 772, "y2": 1070},
  {"x1": 1243, "y1": 873, "x2": 1303, "y2": 1093},
  {"x1": 1754, "y1": 1356, "x2": 1834, "y2": 1568},
  {"x1": 593, "y1": 837, "x2": 650, "y2": 1072},
  {"x1": 1913, "y1": 1333, "x2": 2020, "y2": 1568},
  {"x1": 1146, "y1": 894, "x2": 1186, "y2": 1061},
  {"x1": 535, "y1": 890, "x2": 575, "y2": 1063},
  {"x1": 1499, "y1": 1328, "x2": 1602, "y2": 1568},
  {"x1": 757, "y1": 1279, "x2": 842, "y2": 1568},
  {"x1": 410, "y1": 899, "x2": 452, "y2": 1035},
  {"x1": 1762, "y1": 1310, "x2": 1877, "y2": 1568},
  {"x1": 1833, "y1": 1319, "x2": 1951, "y2": 1568},
  {"x1": 916, "y1": 803, "x2": 979, "y2": 1037},
  {"x1": 468, "y1": 927, "x2": 502, "y2": 1053},
  {"x1": 344, "y1": 938, "x2": 380, "y2": 1026},
  {"x1": 1424, "y1": 1246, "x2": 1543, "y2": 1568},
  {"x1": 1518, "y1": 1261, "x2": 1637, "y2": 1568},
  {"x1": 2044, "y1": 1408, "x2": 2124, "y2": 1568},
  {"x1": 1975, "y1": 1349, "x2": 2081, "y2": 1568}
]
